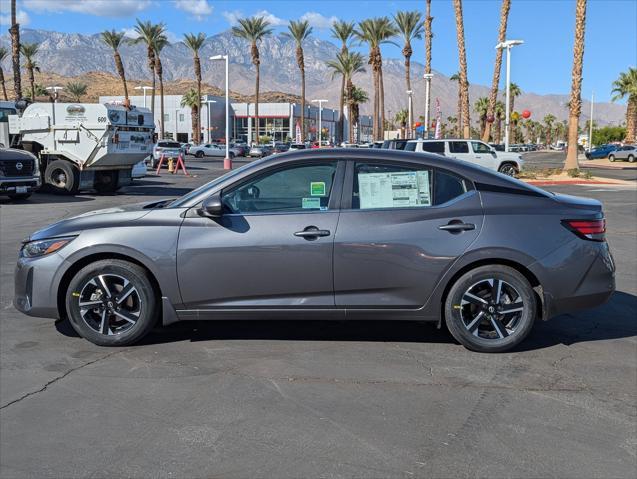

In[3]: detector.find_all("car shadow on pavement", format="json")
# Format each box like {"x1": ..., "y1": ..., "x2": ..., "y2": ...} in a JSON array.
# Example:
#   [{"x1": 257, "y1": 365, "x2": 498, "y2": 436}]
[
  {"x1": 0, "y1": 194, "x2": 96, "y2": 205},
  {"x1": 54, "y1": 291, "x2": 637, "y2": 350}
]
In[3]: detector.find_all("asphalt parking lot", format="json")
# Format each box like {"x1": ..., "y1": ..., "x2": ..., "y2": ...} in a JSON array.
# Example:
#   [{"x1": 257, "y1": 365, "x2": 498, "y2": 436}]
[{"x1": 1, "y1": 156, "x2": 636, "y2": 478}]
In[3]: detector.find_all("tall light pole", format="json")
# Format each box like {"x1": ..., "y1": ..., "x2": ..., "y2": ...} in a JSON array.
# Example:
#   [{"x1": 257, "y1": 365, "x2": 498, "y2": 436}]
[
  {"x1": 423, "y1": 73, "x2": 433, "y2": 139},
  {"x1": 496, "y1": 39, "x2": 524, "y2": 152},
  {"x1": 406, "y1": 90, "x2": 413, "y2": 139},
  {"x1": 589, "y1": 91, "x2": 594, "y2": 151},
  {"x1": 45, "y1": 86, "x2": 63, "y2": 103},
  {"x1": 312, "y1": 99, "x2": 328, "y2": 147},
  {"x1": 134, "y1": 85, "x2": 153, "y2": 108},
  {"x1": 211, "y1": 54, "x2": 231, "y2": 169}
]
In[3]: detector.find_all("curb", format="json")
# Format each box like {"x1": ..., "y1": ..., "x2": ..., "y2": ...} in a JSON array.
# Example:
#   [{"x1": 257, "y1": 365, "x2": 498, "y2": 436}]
[
  {"x1": 581, "y1": 163, "x2": 637, "y2": 171},
  {"x1": 526, "y1": 180, "x2": 618, "y2": 186}
]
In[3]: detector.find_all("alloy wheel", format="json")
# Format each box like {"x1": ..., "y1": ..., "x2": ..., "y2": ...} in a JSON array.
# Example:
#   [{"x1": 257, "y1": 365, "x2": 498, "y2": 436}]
[
  {"x1": 499, "y1": 165, "x2": 518, "y2": 177},
  {"x1": 78, "y1": 274, "x2": 142, "y2": 336},
  {"x1": 459, "y1": 278, "x2": 525, "y2": 340}
]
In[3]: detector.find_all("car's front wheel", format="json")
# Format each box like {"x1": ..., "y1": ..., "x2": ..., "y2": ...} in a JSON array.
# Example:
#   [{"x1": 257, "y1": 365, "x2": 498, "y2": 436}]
[
  {"x1": 195, "y1": 151, "x2": 205, "y2": 158},
  {"x1": 628, "y1": 155, "x2": 635, "y2": 163},
  {"x1": 498, "y1": 163, "x2": 519, "y2": 177},
  {"x1": 444, "y1": 265, "x2": 537, "y2": 353},
  {"x1": 65, "y1": 259, "x2": 158, "y2": 346}
]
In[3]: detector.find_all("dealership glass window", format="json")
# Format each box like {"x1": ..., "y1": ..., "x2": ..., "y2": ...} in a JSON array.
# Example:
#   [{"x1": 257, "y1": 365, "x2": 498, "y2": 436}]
[
  {"x1": 179, "y1": 113, "x2": 185, "y2": 122},
  {"x1": 222, "y1": 162, "x2": 337, "y2": 213},
  {"x1": 449, "y1": 141, "x2": 469, "y2": 153}
]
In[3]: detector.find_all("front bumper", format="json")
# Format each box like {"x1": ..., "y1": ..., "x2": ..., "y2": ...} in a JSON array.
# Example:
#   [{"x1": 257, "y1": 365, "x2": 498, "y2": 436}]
[
  {"x1": 14, "y1": 253, "x2": 68, "y2": 319},
  {"x1": 1, "y1": 176, "x2": 41, "y2": 194}
]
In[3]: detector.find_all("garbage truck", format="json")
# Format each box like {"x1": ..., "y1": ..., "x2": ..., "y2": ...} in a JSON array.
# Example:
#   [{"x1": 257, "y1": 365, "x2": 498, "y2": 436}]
[{"x1": 1, "y1": 100, "x2": 155, "y2": 193}]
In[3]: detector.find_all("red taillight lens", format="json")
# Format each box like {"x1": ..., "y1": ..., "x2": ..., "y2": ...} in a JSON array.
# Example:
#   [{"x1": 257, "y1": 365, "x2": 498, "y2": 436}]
[{"x1": 562, "y1": 219, "x2": 606, "y2": 241}]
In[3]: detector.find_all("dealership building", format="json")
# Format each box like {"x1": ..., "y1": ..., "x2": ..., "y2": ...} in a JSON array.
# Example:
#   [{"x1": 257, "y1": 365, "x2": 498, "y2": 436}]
[{"x1": 100, "y1": 94, "x2": 373, "y2": 144}]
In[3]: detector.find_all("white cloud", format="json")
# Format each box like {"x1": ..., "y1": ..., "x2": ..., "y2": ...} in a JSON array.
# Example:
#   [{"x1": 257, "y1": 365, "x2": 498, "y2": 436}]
[
  {"x1": 22, "y1": 0, "x2": 152, "y2": 18},
  {"x1": 222, "y1": 10, "x2": 242, "y2": 26},
  {"x1": 300, "y1": 12, "x2": 337, "y2": 29},
  {"x1": 174, "y1": 0, "x2": 212, "y2": 21},
  {"x1": 223, "y1": 9, "x2": 286, "y2": 27},
  {"x1": 0, "y1": 0, "x2": 30, "y2": 25}
]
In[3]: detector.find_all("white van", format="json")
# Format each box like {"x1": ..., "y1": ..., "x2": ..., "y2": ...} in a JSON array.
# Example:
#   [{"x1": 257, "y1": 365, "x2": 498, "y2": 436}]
[{"x1": 405, "y1": 139, "x2": 524, "y2": 176}]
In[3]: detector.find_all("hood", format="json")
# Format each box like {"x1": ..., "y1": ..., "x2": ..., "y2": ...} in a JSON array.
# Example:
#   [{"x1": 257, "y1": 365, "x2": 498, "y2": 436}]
[{"x1": 28, "y1": 198, "x2": 172, "y2": 241}]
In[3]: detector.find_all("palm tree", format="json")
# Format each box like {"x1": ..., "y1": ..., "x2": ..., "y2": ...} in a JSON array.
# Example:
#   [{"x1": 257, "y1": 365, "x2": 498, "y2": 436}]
[
  {"x1": 284, "y1": 20, "x2": 313, "y2": 142},
  {"x1": 356, "y1": 17, "x2": 397, "y2": 140},
  {"x1": 350, "y1": 86, "x2": 369, "y2": 142},
  {"x1": 181, "y1": 88, "x2": 200, "y2": 143},
  {"x1": 66, "y1": 82, "x2": 88, "y2": 102},
  {"x1": 611, "y1": 67, "x2": 637, "y2": 144},
  {"x1": 131, "y1": 20, "x2": 163, "y2": 116},
  {"x1": 494, "y1": 100, "x2": 505, "y2": 143},
  {"x1": 20, "y1": 43, "x2": 40, "y2": 101},
  {"x1": 33, "y1": 83, "x2": 49, "y2": 100},
  {"x1": 509, "y1": 82, "x2": 522, "y2": 116},
  {"x1": 152, "y1": 33, "x2": 169, "y2": 139},
  {"x1": 474, "y1": 96, "x2": 489, "y2": 138},
  {"x1": 394, "y1": 109, "x2": 409, "y2": 139},
  {"x1": 450, "y1": 72, "x2": 462, "y2": 137},
  {"x1": 543, "y1": 114, "x2": 556, "y2": 146},
  {"x1": 101, "y1": 30, "x2": 129, "y2": 102},
  {"x1": 482, "y1": 0, "x2": 511, "y2": 142},
  {"x1": 10, "y1": 0, "x2": 21, "y2": 99},
  {"x1": 452, "y1": 0, "x2": 471, "y2": 139},
  {"x1": 565, "y1": 0, "x2": 587, "y2": 170},
  {"x1": 330, "y1": 21, "x2": 356, "y2": 144},
  {"x1": 393, "y1": 10, "x2": 423, "y2": 137},
  {"x1": 232, "y1": 17, "x2": 273, "y2": 145},
  {"x1": 0, "y1": 47, "x2": 8, "y2": 100},
  {"x1": 327, "y1": 50, "x2": 366, "y2": 143},
  {"x1": 183, "y1": 32, "x2": 206, "y2": 144}
]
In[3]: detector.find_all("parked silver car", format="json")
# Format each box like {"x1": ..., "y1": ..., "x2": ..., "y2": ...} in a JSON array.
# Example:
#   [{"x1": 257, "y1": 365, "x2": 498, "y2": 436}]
[
  {"x1": 150, "y1": 141, "x2": 182, "y2": 168},
  {"x1": 14, "y1": 149, "x2": 615, "y2": 352},
  {"x1": 608, "y1": 145, "x2": 636, "y2": 163},
  {"x1": 248, "y1": 144, "x2": 273, "y2": 157}
]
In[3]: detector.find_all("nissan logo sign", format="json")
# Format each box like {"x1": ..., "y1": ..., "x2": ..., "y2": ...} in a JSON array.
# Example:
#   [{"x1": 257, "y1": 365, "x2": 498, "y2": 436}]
[{"x1": 15, "y1": 162, "x2": 23, "y2": 170}]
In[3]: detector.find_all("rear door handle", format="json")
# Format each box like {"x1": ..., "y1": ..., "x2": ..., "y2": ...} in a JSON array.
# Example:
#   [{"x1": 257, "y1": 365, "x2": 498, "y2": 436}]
[
  {"x1": 438, "y1": 222, "x2": 475, "y2": 232},
  {"x1": 294, "y1": 226, "x2": 331, "y2": 239}
]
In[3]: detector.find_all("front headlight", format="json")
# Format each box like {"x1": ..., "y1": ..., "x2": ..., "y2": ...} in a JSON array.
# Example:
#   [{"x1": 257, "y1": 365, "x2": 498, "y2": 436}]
[{"x1": 20, "y1": 236, "x2": 76, "y2": 258}]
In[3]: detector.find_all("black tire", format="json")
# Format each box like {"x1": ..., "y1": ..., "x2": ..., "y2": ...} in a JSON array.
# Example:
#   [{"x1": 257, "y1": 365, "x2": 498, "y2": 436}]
[
  {"x1": 498, "y1": 163, "x2": 519, "y2": 177},
  {"x1": 94, "y1": 171, "x2": 118, "y2": 194},
  {"x1": 45, "y1": 159, "x2": 79, "y2": 194},
  {"x1": 628, "y1": 155, "x2": 635, "y2": 163},
  {"x1": 8, "y1": 193, "x2": 32, "y2": 200},
  {"x1": 229, "y1": 152, "x2": 235, "y2": 159},
  {"x1": 608, "y1": 154, "x2": 615, "y2": 162},
  {"x1": 444, "y1": 265, "x2": 537, "y2": 353},
  {"x1": 65, "y1": 259, "x2": 159, "y2": 346},
  {"x1": 195, "y1": 151, "x2": 205, "y2": 158}
]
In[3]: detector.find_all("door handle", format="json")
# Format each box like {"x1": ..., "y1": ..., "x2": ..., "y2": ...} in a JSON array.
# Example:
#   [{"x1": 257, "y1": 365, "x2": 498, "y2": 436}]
[
  {"x1": 294, "y1": 226, "x2": 331, "y2": 239},
  {"x1": 438, "y1": 222, "x2": 475, "y2": 232}
]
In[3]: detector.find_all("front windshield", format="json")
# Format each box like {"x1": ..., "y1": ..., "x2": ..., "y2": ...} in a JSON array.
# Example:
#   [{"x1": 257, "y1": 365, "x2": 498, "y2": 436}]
[{"x1": 169, "y1": 159, "x2": 263, "y2": 207}]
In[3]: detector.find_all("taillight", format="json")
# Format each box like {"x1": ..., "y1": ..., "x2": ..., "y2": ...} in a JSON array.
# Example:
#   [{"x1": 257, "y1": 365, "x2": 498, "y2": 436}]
[{"x1": 562, "y1": 219, "x2": 606, "y2": 242}]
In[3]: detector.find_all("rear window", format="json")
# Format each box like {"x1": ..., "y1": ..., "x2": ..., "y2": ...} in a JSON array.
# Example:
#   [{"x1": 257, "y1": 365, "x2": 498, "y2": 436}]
[
  {"x1": 158, "y1": 142, "x2": 181, "y2": 148},
  {"x1": 449, "y1": 141, "x2": 469, "y2": 154},
  {"x1": 421, "y1": 141, "x2": 445, "y2": 154}
]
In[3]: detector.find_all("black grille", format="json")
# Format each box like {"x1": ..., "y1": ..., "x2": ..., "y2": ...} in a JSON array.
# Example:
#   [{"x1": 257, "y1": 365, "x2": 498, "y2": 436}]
[{"x1": 0, "y1": 159, "x2": 34, "y2": 177}]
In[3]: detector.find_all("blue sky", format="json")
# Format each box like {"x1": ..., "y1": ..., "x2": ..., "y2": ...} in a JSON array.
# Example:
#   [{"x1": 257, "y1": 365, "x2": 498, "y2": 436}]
[{"x1": 1, "y1": 0, "x2": 635, "y2": 102}]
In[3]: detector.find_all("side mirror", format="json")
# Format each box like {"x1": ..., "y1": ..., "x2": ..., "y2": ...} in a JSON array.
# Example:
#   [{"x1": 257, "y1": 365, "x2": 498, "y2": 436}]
[{"x1": 199, "y1": 193, "x2": 223, "y2": 217}]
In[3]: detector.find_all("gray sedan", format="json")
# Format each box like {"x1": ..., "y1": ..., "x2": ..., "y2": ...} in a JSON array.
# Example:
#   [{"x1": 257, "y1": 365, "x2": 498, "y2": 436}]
[{"x1": 14, "y1": 149, "x2": 615, "y2": 352}]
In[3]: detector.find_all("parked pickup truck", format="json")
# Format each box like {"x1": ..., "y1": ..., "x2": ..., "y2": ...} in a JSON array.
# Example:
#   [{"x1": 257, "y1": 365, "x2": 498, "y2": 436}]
[{"x1": 0, "y1": 148, "x2": 41, "y2": 200}]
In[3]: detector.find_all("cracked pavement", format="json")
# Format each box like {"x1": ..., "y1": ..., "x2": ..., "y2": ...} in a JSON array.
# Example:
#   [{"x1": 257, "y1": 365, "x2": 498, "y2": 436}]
[{"x1": 1, "y1": 159, "x2": 636, "y2": 478}]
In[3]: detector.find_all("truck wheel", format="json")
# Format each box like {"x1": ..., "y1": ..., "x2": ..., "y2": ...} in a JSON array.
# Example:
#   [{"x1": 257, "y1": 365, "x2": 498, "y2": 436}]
[
  {"x1": 498, "y1": 163, "x2": 519, "y2": 177},
  {"x1": 45, "y1": 160, "x2": 79, "y2": 194},
  {"x1": 94, "y1": 171, "x2": 118, "y2": 194}
]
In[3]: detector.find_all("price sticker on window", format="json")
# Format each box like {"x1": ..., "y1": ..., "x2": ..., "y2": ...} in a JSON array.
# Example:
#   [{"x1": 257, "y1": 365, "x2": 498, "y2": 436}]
[{"x1": 310, "y1": 182, "x2": 326, "y2": 196}]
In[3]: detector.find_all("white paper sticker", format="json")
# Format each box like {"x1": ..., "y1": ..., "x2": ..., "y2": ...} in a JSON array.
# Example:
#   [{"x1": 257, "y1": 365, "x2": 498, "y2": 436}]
[{"x1": 358, "y1": 170, "x2": 430, "y2": 209}]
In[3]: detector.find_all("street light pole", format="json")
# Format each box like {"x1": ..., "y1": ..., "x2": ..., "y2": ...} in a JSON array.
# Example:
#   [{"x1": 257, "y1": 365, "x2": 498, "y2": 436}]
[
  {"x1": 406, "y1": 90, "x2": 413, "y2": 139},
  {"x1": 201, "y1": 97, "x2": 217, "y2": 144},
  {"x1": 589, "y1": 91, "x2": 594, "y2": 151},
  {"x1": 134, "y1": 86, "x2": 153, "y2": 108},
  {"x1": 45, "y1": 86, "x2": 64, "y2": 103},
  {"x1": 496, "y1": 39, "x2": 524, "y2": 152},
  {"x1": 211, "y1": 54, "x2": 231, "y2": 169},
  {"x1": 423, "y1": 73, "x2": 433, "y2": 139},
  {"x1": 311, "y1": 99, "x2": 328, "y2": 147}
]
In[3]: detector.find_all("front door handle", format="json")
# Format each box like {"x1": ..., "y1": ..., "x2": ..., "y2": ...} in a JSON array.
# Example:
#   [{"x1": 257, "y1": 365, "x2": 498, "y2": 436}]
[
  {"x1": 294, "y1": 226, "x2": 331, "y2": 239},
  {"x1": 438, "y1": 222, "x2": 475, "y2": 232}
]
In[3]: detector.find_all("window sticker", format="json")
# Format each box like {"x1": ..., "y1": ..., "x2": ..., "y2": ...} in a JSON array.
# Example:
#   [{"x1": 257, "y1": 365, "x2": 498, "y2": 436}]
[
  {"x1": 302, "y1": 197, "x2": 321, "y2": 209},
  {"x1": 310, "y1": 181, "x2": 326, "y2": 196},
  {"x1": 358, "y1": 170, "x2": 431, "y2": 209}
]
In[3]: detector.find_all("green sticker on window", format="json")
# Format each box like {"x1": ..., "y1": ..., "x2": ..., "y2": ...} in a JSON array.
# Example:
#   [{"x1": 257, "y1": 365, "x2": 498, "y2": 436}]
[
  {"x1": 310, "y1": 181, "x2": 326, "y2": 196},
  {"x1": 302, "y1": 197, "x2": 321, "y2": 209}
]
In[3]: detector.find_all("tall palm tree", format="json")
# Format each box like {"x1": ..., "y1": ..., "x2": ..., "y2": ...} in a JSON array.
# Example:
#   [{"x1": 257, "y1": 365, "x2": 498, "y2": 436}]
[
  {"x1": 450, "y1": 72, "x2": 462, "y2": 137},
  {"x1": 183, "y1": 32, "x2": 206, "y2": 144},
  {"x1": 482, "y1": 0, "x2": 511, "y2": 142},
  {"x1": 393, "y1": 10, "x2": 423, "y2": 137},
  {"x1": 394, "y1": 109, "x2": 409, "y2": 139},
  {"x1": 611, "y1": 67, "x2": 637, "y2": 144},
  {"x1": 327, "y1": 51, "x2": 366, "y2": 143},
  {"x1": 453, "y1": 0, "x2": 471, "y2": 139},
  {"x1": 10, "y1": 0, "x2": 21, "y2": 100},
  {"x1": 543, "y1": 114, "x2": 556, "y2": 146},
  {"x1": 350, "y1": 86, "x2": 369, "y2": 142},
  {"x1": 0, "y1": 47, "x2": 8, "y2": 100},
  {"x1": 131, "y1": 20, "x2": 163, "y2": 116},
  {"x1": 474, "y1": 96, "x2": 489, "y2": 138},
  {"x1": 565, "y1": 0, "x2": 587, "y2": 170},
  {"x1": 181, "y1": 88, "x2": 200, "y2": 143},
  {"x1": 331, "y1": 21, "x2": 356, "y2": 143},
  {"x1": 284, "y1": 20, "x2": 313, "y2": 142},
  {"x1": 101, "y1": 30, "x2": 129, "y2": 102},
  {"x1": 232, "y1": 17, "x2": 273, "y2": 145},
  {"x1": 356, "y1": 17, "x2": 397, "y2": 140},
  {"x1": 494, "y1": 100, "x2": 505, "y2": 143},
  {"x1": 66, "y1": 82, "x2": 88, "y2": 102},
  {"x1": 20, "y1": 43, "x2": 40, "y2": 101},
  {"x1": 152, "y1": 33, "x2": 169, "y2": 139},
  {"x1": 509, "y1": 82, "x2": 522, "y2": 116}
]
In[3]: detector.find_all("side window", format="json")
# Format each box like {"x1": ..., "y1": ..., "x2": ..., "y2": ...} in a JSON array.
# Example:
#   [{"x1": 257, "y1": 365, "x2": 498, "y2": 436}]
[
  {"x1": 353, "y1": 163, "x2": 432, "y2": 209},
  {"x1": 449, "y1": 141, "x2": 469, "y2": 154},
  {"x1": 434, "y1": 170, "x2": 469, "y2": 205},
  {"x1": 404, "y1": 142, "x2": 418, "y2": 152},
  {"x1": 421, "y1": 141, "x2": 445, "y2": 154},
  {"x1": 471, "y1": 141, "x2": 492, "y2": 154},
  {"x1": 222, "y1": 162, "x2": 337, "y2": 214}
]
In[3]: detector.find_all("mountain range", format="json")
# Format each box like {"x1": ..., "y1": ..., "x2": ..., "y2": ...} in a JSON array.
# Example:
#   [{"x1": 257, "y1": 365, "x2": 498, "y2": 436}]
[{"x1": 0, "y1": 28, "x2": 626, "y2": 126}]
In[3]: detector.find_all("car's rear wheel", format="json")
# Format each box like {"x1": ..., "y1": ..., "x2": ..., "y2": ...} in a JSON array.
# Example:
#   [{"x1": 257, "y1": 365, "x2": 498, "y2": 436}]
[
  {"x1": 444, "y1": 265, "x2": 536, "y2": 353},
  {"x1": 498, "y1": 163, "x2": 519, "y2": 177},
  {"x1": 628, "y1": 155, "x2": 635, "y2": 163},
  {"x1": 65, "y1": 259, "x2": 158, "y2": 346},
  {"x1": 195, "y1": 151, "x2": 205, "y2": 158},
  {"x1": 608, "y1": 154, "x2": 615, "y2": 162}
]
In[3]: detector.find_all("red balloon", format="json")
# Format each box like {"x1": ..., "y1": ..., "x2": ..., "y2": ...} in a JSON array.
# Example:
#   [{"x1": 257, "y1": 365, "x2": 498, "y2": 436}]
[
  {"x1": 522, "y1": 109, "x2": 531, "y2": 119},
  {"x1": 486, "y1": 115, "x2": 495, "y2": 123},
  {"x1": 414, "y1": 122, "x2": 422, "y2": 127}
]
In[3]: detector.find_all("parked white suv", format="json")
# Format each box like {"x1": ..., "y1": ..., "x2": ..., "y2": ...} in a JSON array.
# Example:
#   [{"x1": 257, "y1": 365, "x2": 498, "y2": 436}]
[{"x1": 405, "y1": 139, "x2": 524, "y2": 176}]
